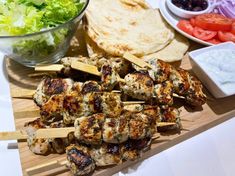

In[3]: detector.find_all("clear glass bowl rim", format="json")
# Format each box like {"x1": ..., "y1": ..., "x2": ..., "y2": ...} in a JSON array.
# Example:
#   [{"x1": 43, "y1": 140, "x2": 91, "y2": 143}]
[{"x1": 0, "y1": 0, "x2": 89, "y2": 39}]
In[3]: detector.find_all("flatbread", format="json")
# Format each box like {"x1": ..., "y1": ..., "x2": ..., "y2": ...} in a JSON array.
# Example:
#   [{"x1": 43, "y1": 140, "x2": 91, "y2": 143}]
[
  {"x1": 85, "y1": 0, "x2": 174, "y2": 57},
  {"x1": 142, "y1": 33, "x2": 190, "y2": 62}
]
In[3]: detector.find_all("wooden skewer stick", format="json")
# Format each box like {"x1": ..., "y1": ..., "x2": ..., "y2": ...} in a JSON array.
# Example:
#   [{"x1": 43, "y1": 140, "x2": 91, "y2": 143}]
[
  {"x1": 0, "y1": 121, "x2": 175, "y2": 141},
  {"x1": 35, "y1": 64, "x2": 64, "y2": 72},
  {"x1": 123, "y1": 52, "x2": 153, "y2": 69},
  {"x1": 14, "y1": 109, "x2": 40, "y2": 119},
  {"x1": 13, "y1": 101, "x2": 146, "y2": 119},
  {"x1": 11, "y1": 89, "x2": 35, "y2": 99},
  {"x1": 25, "y1": 159, "x2": 68, "y2": 176}
]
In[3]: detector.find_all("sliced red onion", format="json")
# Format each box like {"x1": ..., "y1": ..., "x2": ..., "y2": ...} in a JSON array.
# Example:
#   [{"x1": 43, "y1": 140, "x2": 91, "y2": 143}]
[{"x1": 209, "y1": 0, "x2": 235, "y2": 18}]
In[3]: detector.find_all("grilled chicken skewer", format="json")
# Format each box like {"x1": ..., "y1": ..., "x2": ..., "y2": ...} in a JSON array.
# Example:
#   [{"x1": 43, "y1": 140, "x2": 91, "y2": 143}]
[
  {"x1": 25, "y1": 137, "x2": 153, "y2": 176},
  {"x1": 123, "y1": 53, "x2": 206, "y2": 106},
  {"x1": 35, "y1": 55, "x2": 131, "y2": 78}
]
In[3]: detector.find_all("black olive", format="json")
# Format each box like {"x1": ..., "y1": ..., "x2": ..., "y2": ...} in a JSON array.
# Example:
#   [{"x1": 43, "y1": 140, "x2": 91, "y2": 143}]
[
  {"x1": 186, "y1": 3, "x2": 193, "y2": 11},
  {"x1": 179, "y1": 0, "x2": 189, "y2": 6},
  {"x1": 174, "y1": 2, "x2": 184, "y2": 9},
  {"x1": 172, "y1": 0, "x2": 180, "y2": 4},
  {"x1": 191, "y1": 0, "x2": 199, "y2": 6},
  {"x1": 193, "y1": 6, "x2": 203, "y2": 11},
  {"x1": 202, "y1": 1, "x2": 208, "y2": 9}
]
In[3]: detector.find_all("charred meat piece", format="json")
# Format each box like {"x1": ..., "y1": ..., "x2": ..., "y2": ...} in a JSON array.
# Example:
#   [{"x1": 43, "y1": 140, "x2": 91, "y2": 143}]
[
  {"x1": 148, "y1": 59, "x2": 172, "y2": 83},
  {"x1": 102, "y1": 116, "x2": 129, "y2": 144},
  {"x1": 90, "y1": 143, "x2": 122, "y2": 166},
  {"x1": 129, "y1": 112, "x2": 152, "y2": 140},
  {"x1": 66, "y1": 145, "x2": 95, "y2": 176},
  {"x1": 33, "y1": 77, "x2": 73, "y2": 107},
  {"x1": 185, "y1": 75, "x2": 207, "y2": 106},
  {"x1": 101, "y1": 92, "x2": 123, "y2": 118},
  {"x1": 74, "y1": 114, "x2": 105, "y2": 145},
  {"x1": 63, "y1": 91, "x2": 84, "y2": 125},
  {"x1": 142, "y1": 106, "x2": 160, "y2": 134},
  {"x1": 101, "y1": 64, "x2": 120, "y2": 91},
  {"x1": 154, "y1": 81, "x2": 174, "y2": 105},
  {"x1": 81, "y1": 81, "x2": 101, "y2": 95},
  {"x1": 170, "y1": 68, "x2": 190, "y2": 95},
  {"x1": 72, "y1": 82, "x2": 84, "y2": 93},
  {"x1": 82, "y1": 92, "x2": 102, "y2": 117},
  {"x1": 158, "y1": 106, "x2": 181, "y2": 132},
  {"x1": 40, "y1": 94, "x2": 64, "y2": 124},
  {"x1": 24, "y1": 118, "x2": 51, "y2": 155},
  {"x1": 121, "y1": 138, "x2": 152, "y2": 161},
  {"x1": 120, "y1": 71, "x2": 154, "y2": 101}
]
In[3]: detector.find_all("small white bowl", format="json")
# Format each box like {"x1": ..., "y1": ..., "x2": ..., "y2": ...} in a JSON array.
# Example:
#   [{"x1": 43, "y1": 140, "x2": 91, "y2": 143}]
[
  {"x1": 189, "y1": 42, "x2": 235, "y2": 98},
  {"x1": 166, "y1": 0, "x2": 211, "y2": 19}
]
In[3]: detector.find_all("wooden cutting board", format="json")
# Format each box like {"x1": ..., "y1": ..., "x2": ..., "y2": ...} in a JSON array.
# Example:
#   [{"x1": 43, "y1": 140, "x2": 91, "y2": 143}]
[{"x1": 6, "y1": 30, "x2": 235, "y2": 176}]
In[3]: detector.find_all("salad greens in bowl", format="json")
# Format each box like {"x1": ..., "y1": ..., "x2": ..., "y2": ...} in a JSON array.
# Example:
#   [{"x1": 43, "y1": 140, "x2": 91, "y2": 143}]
[{"x1": 0, "y1": 0, "x2": 89, "y2": 67}]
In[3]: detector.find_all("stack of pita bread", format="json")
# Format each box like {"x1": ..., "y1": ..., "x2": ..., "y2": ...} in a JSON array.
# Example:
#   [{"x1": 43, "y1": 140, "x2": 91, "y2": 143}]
[{"x1": 84, "y1": 0, "x2": 189, "y2": 63}]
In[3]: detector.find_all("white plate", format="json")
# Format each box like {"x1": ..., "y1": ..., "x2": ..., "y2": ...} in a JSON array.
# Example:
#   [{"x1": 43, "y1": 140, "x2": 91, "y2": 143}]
[{"x1": 159, "y1": 0, "x2": 213, "y2": 46}]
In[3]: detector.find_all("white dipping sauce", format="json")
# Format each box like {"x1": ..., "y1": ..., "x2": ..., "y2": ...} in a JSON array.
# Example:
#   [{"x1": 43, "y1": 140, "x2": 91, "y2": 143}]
[{"x1": 195, "y1": 49, "x2": 235, "y2": 95}]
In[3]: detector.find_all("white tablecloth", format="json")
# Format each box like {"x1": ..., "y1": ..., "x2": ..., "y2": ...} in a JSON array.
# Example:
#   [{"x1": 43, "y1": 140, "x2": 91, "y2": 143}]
[{"x1": 0, "y1": 1, "x2": 235, "y2": 176}]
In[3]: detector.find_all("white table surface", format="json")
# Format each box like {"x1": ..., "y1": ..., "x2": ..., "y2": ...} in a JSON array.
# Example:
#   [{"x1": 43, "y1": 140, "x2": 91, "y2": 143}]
[{"x1": 0, "y1": 1, "x2": 235, "y2": 176}]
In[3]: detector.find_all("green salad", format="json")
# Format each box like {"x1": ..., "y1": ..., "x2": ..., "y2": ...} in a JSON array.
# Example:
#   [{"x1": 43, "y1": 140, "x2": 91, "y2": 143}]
[
  {"x1": 0, "y1": 0, "x2": 85, "y2": 36},
  {"x1": 0, "y1": 0, "x2": 85, "y2": 65}
]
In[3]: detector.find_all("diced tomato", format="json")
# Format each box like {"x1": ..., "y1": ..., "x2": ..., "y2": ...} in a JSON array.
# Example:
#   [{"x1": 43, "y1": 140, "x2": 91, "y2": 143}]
[
  {"x1": 231, "y1": 22, "x2": 235, "y2": 35},
  {"x1": 193, "y1": 27, "x2": 217, "y2": 41},
  {"x1": 190, "y1": 18, "x2": 196, "y2": 26},
  {"x1": 218, "y1": 31, "x2": 235, "y2": 42},
  {"x1": 195, "y1": 13, "x2": 233, "y2": 31},
  {"x1": 177, "y1": 20, "x2": 194, "y2": 35},
  {"x1": 206, "y1": 38, "x2": 222, "y2": 44}
]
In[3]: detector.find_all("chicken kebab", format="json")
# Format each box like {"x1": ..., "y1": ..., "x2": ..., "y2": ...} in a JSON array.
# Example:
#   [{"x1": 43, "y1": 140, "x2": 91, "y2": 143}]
[
  {"x1": 24, "y1": 104, "x2": 159, "y2": 154},
  {"x1": 66, "y1": 137, "x2": 152, "y2": 176},
  {"x1": 51, "y1": 56, "x2": 206, "y2": 107},
  {"x1": 25, "y1": 102, "x2": 180, "y2": 155}
]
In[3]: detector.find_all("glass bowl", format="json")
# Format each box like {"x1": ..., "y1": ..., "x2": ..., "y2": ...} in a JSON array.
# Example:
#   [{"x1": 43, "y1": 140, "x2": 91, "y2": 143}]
[{"x1": 0, "y1": 0, "x2": 89, "y2": 67}]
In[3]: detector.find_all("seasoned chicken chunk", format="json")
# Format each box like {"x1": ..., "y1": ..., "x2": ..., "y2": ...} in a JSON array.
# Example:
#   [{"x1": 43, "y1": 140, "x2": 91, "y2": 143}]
[
  {"x1": 24, "y1": 118, "x2": 51, "y2": 155},
  {"x1": 66, "y1": 145, "x2": 95, "y2": 176},
  {"x1": 40, "y1": 94, "x2": 64, "y2": 124},
  {"x1": 81, "y1": 81, "x2": 101, "y2": 95},
  {"x1": 82, "y1": 92, "x2": 102, "y2": 117},
  {"x1": 170, "y1": 68, "x2": 190, "y2": 95},
  {"x1": 33, "y1": 77, "x2": 73, "y2": 106},
  {"x1": 129, "y1": 113, "x2": 152, "y2": 140},
  {"x1": 154, "y1": 81, "x2": 174, "y2": 105},
  {"x1": 148, "y1": 59, "x2": 172, "y2": 83},
  {"x1": 120, "y1": 71, "x2": 154, "y2": 101},
  {"x1": 102, "y1": 116, "x2": 129, "y2": 144},
  {"x1": 121, "y1": 138, "x2": 152, "y2": 161},
  {"x1": 101, "y1": 64, "x2": 120, "y2": 91},
  {"x1": 72, "y1": 82, "x2": 84, "y2": 93},
  {"x1": 74, "y1": 114, "x2": 105, "y2": 145},
  {"x1": 185, "y1": 75, "x2": 207, "y2": 106},
  {"x1": 101, "y1": 92, "x2": 123, "y2": 118},
  {"x1": 90, "y1": 143, "x2": 122, "y2": 166},
  {"x1": 63, "y1": 91, "x2": 84, "y2": 125},
  {"x1": 157, "y1": 106, "x2": 181, "y2": 132}
]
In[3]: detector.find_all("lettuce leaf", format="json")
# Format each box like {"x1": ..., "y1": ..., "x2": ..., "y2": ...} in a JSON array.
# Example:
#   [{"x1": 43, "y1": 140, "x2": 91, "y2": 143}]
[
  {"x1": 0, "y1": 0, "x2": 84, "y2": 35},
  {"x1": 0, "y1": 2, "x2": 44, "y2": 35},
  {"x1": 42, "y1": 0, "x2": 84, "y2": 27}
]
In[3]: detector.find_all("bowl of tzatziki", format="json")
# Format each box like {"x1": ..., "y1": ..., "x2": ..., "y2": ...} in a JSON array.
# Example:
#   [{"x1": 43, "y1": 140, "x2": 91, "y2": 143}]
[{"x1": 189, "y1": 42, "x2": 235, "y2": 98}]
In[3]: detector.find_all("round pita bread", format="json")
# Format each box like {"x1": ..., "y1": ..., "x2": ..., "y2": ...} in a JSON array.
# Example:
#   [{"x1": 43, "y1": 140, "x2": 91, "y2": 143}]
[
  {"x1": 142, "y1": 33, "x2": 189, "y2": 62},
  {"x1": 85, "y1": 0, "x2": 174, "y2": 57}
]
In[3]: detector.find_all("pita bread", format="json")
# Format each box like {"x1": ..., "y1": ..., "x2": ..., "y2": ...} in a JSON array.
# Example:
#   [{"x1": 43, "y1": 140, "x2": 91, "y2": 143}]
[
  {"x1": 142, "y1": 33, "x2": 189, "y2": 62},
  {"x1": 85, "y1": 0, "x2": 174, "y2": 57}
]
